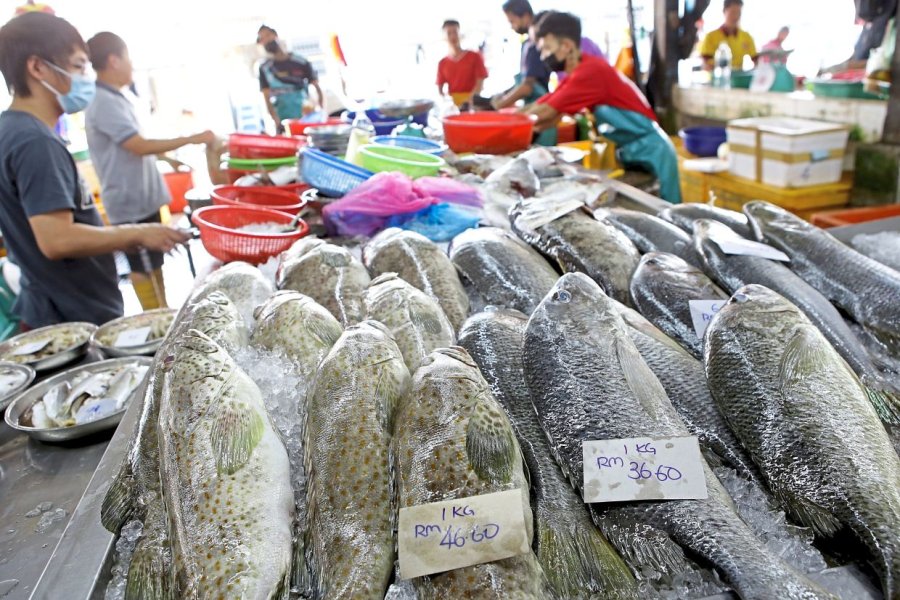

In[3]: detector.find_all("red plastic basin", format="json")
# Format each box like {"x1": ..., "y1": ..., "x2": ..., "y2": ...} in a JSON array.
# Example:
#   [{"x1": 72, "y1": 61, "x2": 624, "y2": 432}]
[
  {"x1": 283, "y1": 117, "x2": 345, "y2": 136},
  {"x1": 211, "y1": 185, "x2": 308, "y2": 215},
  {"x1": 442, "y1": 113, "x2": 534, "y2": 154},
  {"x1": 228, "y1": 133, "x2": 305, "y2": 160}
]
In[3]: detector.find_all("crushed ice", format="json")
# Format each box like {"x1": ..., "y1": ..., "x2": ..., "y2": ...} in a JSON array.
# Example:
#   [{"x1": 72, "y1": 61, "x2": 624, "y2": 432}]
[
  {"x1": 638, "y1": 565, "x2": 725, "y2": 599},
  {"x1": 24, "y1": 501, "x2": 53, "y2": 518},
  {"x1": 851, "y1": 232, "x2": 900, "y2": 272},
  {"x1": 33, "y1": 507, "x2": 67, "y2": 533},
  {"x1": 384, "y1": 578, "x2": 418, "y2": 600},
  {"x1": 104, "y1": 519, "x2": 143, "y2": 600},
  {"x1": 257, "y1": 255, "x2": 280, "y2": 287}
]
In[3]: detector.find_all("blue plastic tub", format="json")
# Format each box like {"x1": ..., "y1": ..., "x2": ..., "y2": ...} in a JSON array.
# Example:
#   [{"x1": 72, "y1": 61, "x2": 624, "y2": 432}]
[
  {"x1": 679, "y1": 126, "x2": 727, "y2": 157},
  {"x1": 300, "y1": 148, "x2": 373, "y2": 197},
  {"x1": 371, "y1": 135, "x2": 446, "y2": 155},
  {"x1": 346, "y1": 109, "x2": 429, "y2": 133}
]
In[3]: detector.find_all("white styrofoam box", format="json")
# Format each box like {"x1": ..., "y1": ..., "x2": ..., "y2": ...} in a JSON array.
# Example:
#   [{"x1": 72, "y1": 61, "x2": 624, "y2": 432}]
[{"x1": 725, "y1": 117, "x2": 849, "y2": 188}]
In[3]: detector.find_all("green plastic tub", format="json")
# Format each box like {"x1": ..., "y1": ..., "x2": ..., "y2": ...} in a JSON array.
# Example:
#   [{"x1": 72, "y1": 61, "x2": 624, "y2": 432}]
[
  {"x1": 358, "y1": 144, "x2": 446, "y2": 178},
  {"x1": 808, "y1": 80, "x2": 887, "y2": 100},
  {"x1": 226, "y1": 155, "x2": 298, "y2": 170}
]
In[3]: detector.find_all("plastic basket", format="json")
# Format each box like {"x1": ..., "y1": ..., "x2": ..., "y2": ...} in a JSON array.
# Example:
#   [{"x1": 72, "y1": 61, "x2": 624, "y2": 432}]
[
  {"x1": 371, "y1": 135, "x2": 446, "y2": 155},
  {"x1": 210, "y1": 185, "x2": 308, "y2": 215},
  {"x1": 228, "y1": 133, "x2": 305, "y2": 159},
  {"x1": 283, "y1": 117, "x2": 345, "y2": 136},
  {"x1": 192, "y1": 205, "x2": 309, "y2": 265},
  {"x1": 358, "y1": 145, "x2": 445, "y2": 178},
  {"x1": 300, "y1": 148, "x2": 373, "y2": 197},
  {"x1": 442, "y1": 113, "x2": 533, "y2": 154}
]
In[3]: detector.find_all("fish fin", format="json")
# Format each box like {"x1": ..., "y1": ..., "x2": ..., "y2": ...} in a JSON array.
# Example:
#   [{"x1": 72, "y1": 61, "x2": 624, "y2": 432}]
[
  {"x1": 591, "y1": 508, "x2": 688, "y2": 577},
  {"x1": 781, "y1": 492, "x2": 843, "y2": 538},
  {"x1": 100, "y1": 461, "x2": 136, "y2": 533},
  {"x1": 535, "y1": 515, "x2": 638, "y2": 599},
  {"x1": 700, "y1": 447, "x2": 725, "y2": 469},
  {"x1": 466, "y1": 390, "x2": 518, "y2": 483},
  {"x1": 862, "y1": 384, "x2": 900, "y2": 426},
  {"x1": 125, "y1": 531, "x2": 173, "y2": 600},
  {"x1": 210, "y1": 389, "x2": 265, "y2": 476},
  {"x1": 615, "y1": 332, "x2": 672, "y2": 415}
]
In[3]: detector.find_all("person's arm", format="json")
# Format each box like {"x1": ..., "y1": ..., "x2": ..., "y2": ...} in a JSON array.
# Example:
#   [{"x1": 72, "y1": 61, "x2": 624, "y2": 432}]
[
  {"x1": 747, "y1": 34, "x2": 759, "y2": 66},
  {"x1": 473, "y1": 54, "x2": 488, "y2": 97},
  {"x1": 521, "y1": 102, "x2": 559, "y2": 132},
  {"x1": 29, "y1": 210, "x2": 189, "y2": 260},
  {"x1": 699, "y1": 33, "x2": 716, "y2": 71},
  {"x1": 493, "y1": 77, "x2": 536, "y2": 109},
  {"x1": 473, "y1": 77, "x2": 486, "y2": 97},
  {"x1": 120, "y1": 130, "x2": 215, "y2": 156},
  {"x1": 261, "y1": 88, "x2": 282, "y2": 132},
  {"x1": 310, "y1": 80, "x2": 325, "y2": 109}
]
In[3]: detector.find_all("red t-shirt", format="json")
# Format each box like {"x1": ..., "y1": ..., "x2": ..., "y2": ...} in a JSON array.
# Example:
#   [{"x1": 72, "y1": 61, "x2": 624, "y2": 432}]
[
  {"x1": 437, "y1": 50, "x2": 489, "y2": 94},
  {"x1": 537, "y1": 54, "x2": 657, "y2": 122}
]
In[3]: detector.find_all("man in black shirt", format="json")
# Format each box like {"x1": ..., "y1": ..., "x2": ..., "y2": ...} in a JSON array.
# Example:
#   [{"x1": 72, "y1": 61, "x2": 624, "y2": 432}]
[{"x1": 257, "y1": 25, "x2": 324, "y2": 133}]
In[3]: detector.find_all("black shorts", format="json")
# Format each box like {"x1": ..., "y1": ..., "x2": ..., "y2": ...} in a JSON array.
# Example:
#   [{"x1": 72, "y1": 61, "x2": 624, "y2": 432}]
[{"x1": 124, "y1": 212, "x2": 165, "y2": 273}]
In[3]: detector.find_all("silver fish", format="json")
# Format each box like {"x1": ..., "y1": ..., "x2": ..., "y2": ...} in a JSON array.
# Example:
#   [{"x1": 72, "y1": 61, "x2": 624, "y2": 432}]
[
  {"x1": 597, "y1": 207, "x2": 703, "y2": 267},
  {"x1": 277, "y1": 238, "x2": 371, "y2": 326},
  {"x1": 394, "y1": 347, "x2": 553, "y2": 599},
  {"x1": 694, "y1": 218, "x2": 900, "y2": 424},
  {"x1": 705, "y1": 284, "x2": 900, "y2": 599},
  {"x1": 458, "y1": 309, "x2": 639, "y2": 599},
  {"x1": 484, "y1": 157, "x2": 540, "y2": 197},
  {"x1": 660, "y1": 203, "x2": 753, "y2": 237},
  {"x1": 363, "y1": 228, "x2": 470, "y2": 331},
  {"x1": 449, "y1": 227, "x2": 558, "y2": 315},
  {"x1": 363, "y1": 273, "x2": 455, "y2": 371},
  {"x1": 629, "y1": 252, "x2": 728, "y2": 359},
  {"x1": 511, "y1": 200, "x2": 641, "y2": 305},
  {"x1": 524, "y1": 273, "x2": 833, "y2": 600},
  {"x1": 305, "y1": 321, "x2": 408, "y2": 599},
  {"x1": 158, "y1": 330, "x2": 293, "y2": 598}
]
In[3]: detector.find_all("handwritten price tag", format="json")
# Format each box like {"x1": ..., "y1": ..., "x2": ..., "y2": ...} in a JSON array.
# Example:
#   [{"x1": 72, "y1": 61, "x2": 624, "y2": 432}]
[
  {"x1": 582, "y1": 436, "x2": 708, "y2": 503},
  {"x1": 114, "y1": 326, "x2": 151, "y2": 348},
  {"x1": 398, "y1": 489, "x2": 530, "y2": 580},
  {"x1": 11, "y1": 339, "x2": 51, "y2": 356},
  {"x1": 689, "y1": 299, "x2": 725, "y2": 339}
]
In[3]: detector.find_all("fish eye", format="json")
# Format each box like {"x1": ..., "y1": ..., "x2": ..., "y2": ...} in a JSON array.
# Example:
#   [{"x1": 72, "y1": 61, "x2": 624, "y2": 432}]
[
  {"x1": 162, "y1": 355, "x2": 176, "y2": 371},
  {"x1": 552, "y1": 289, "x2": 572, "y2": 303},
  {"x1": 732, "y1": 292, "x2": 749, "y2": 304}
]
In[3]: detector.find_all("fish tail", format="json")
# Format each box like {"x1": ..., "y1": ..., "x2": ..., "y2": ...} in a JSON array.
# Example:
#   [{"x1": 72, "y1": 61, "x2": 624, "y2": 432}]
[
  {"x1": 100, "y1": 461, "x2": 136, "y2": 533},
  {"x1": 536, "y1": 517, "x2": 639, "y2": 599},
  {"x1": 290, "y1": 526, "x2": 312, "y2": 598},
  {"x1": 863, "y1": 384, "x2": 900, "y2": 426},
  {"x1": 125, "y1": 535, "x2": 173, "y2": 600}
]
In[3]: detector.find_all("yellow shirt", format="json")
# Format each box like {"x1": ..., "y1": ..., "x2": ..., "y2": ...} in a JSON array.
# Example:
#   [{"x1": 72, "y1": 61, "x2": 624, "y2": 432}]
[{"x1": 700, "y1": 27, "x2": 757, "y2": 69}]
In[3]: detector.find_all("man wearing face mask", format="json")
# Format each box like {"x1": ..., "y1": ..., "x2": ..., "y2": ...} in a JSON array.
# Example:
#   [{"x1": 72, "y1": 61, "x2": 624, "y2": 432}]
[
  {"x1": 257, "y1": 25, "x2": 324, "y2": 134},
  {"x1": 0, "y1": 13, "x2": 190, "y2": 328},
  {"x1": 524, "y1": 12, "x2": 681, "y2": 203}
]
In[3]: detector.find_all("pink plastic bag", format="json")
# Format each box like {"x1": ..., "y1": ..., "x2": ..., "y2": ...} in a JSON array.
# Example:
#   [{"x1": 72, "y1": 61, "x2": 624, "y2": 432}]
[
  {"x1": 412, "y1": 177, "x2": 484, "y2": 207},
  {"x1": 323, "y1": 172, "x2": 434, "y2": 237}
]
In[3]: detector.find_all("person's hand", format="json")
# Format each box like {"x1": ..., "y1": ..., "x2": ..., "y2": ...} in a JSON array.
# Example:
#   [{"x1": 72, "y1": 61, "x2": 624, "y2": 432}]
[
  {"x1": 275, "y1": 122, "x2": 286, "y2": 135},
  {"x1": 133, "y1": 225, "x2": 191, "y2": 253},
  {"x1": 191, "y1": 130, "x2": 217, "y2": 145},
  {"x1": 490, "y1": 94, "x2": 504, "y2": 110}
]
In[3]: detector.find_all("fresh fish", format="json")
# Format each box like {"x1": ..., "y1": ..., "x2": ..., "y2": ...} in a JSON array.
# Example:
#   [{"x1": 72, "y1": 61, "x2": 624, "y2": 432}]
[
  {"x1": 107, "y1": 365, "x2": 148, "y2": 409},
  {"x1": 449, "y1": 153, "x2": 513, "y2": 178},
  {"x1": 277, "y1": 237, "x2": 371, "y2": 326},
  {"x1": 449, "y1": 227, "x2": 558, "y2": 315},
  {"x1": 510, "y1": 199, "x2": 640, "y2": 305},
  {"x1": 305, "y1": 321, "x2": 409, "y2": 599},
  {"x1": 394, "y1": 347, "x2": 553, "y2": 599},
  {"x1": 62, "y1": 371, "x2": 109, "y2": 418},
  {"x1": 158, "y1": 329, "x2": 293, "y2": 598},
  {"x1": 363, "y1": 228, "x2": 470, "y2": 331},
  {"x1": 176, "y1": 290, "x2": 249, "y2": 352},
  {"x1": 629, "y1": 252, "x2": 728, "y2": 359},
  {"x1": 745, "y1": 201, "x2": 900, "y2": 358},
  {"x1": 458, "y1": 309, "x2": 638, "y2": 600},
  {"x1": 524, "y1": 273, "x2": 833, "y2": 600},
  {"x1": 190, "y1": 261, "x2": 274, "y2": 328},
  {"x1": 660, "y1": 203, "x2": 753, "y2": 237},
  {"x1": 597, "y1": 207, "x2": 703, "y2": 267},
  {"x1": 363, "y1": 273, "x2": 455, "y2": 371},
  {"x1": 611, "y1": 300, "x2": 759, "y2": 481},
  {"x1": 704, "y1": 284, "x2": 900, "y2": 599},
  {"x1": 484, "y1": 157, "x2": 540, "y2": 197},
  {"x1": 41, "y1": 380, "x2": 70, "y2": 423},
  {"x1": 694, "y1": 218, "x2": 900, "y2": 424}
]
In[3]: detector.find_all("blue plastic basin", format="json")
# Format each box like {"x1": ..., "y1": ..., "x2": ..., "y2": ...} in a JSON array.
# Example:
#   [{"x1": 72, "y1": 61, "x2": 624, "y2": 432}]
[{"x1": 679, "y1": 126, "x2": 727, "y2": 157}]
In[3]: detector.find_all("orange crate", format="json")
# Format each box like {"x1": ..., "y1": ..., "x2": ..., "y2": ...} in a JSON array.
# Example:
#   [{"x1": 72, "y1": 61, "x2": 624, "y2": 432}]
[{"x1": 810, "y1": 204, "x2": 900, "y2": 228}]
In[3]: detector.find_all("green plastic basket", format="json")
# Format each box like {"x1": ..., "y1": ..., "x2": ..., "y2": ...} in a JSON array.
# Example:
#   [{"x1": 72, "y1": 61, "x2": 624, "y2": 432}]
[
  {"x1": 226, "y1": 155, "x2": 298, "y2": 170},
  {"x1": 358, "y1": 144, "x2": 445, "y2": 178}
]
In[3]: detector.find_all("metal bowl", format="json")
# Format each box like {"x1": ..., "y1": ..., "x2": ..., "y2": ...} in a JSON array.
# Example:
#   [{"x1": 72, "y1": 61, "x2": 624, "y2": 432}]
[
  {"x1": 92, "y1": 309, "x2": 177, "y2": 358},
  {"x1": 0, "y1": 362, "x2": 36, "y2": 412},
  {"x1": 0, "y1": 322, "x2": 96, "y2": 372},
  {"x1": 3, "y1": 357, "x2": 152, "y2": 442},
  {"x1": 376, "y1": 99, "x2": 434, "y2": 118}
]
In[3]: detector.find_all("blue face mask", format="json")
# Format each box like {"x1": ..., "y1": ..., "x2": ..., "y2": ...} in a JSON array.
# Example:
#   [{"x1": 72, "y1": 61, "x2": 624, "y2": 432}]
[{"x1": 40, "y1": 61, "x2": 96, "y2": 114}]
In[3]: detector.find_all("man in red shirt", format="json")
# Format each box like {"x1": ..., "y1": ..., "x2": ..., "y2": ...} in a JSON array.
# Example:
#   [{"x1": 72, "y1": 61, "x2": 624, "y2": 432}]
[
  {"x1": 524, "y1": 12, "x2": 681, "y2": 203},
  {"x1": 436, "y1": 20, "x2": 488, "y2": 107}
]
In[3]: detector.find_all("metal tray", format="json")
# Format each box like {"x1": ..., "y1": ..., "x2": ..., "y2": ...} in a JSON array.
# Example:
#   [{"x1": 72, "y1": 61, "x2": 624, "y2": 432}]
[
  {"x1": 0, "y1": 361, "x2": 36, "y2": 412},
  {"x1": 0, "y1": 322, "x2": 96, "y2": 372},
  {"x1": 3, "y1": 357, "x2": 152, "y2": 442},
  {"x1": 91, "y1": 309, "x2": 177, "y2": 358}
]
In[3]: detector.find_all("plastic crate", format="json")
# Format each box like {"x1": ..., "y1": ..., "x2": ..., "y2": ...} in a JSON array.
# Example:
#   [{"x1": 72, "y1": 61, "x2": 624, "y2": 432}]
[
  {"x1": 300, "y1": 147, "x2": 373, "y2": 197},
  {"x1": 810, "y1": 204, "x2": 900, "y2": 228}
]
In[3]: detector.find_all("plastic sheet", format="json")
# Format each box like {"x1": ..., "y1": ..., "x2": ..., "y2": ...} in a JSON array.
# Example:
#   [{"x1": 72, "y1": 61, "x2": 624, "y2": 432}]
[{"x1": 387, "y1": 204, "x2": 481, "y2": 242}]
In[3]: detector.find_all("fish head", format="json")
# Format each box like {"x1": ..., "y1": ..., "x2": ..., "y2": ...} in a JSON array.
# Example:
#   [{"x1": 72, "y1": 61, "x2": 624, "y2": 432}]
[
  {"x1": 743, "y1": 201, "x2": 806, "y2": 240},
  {"x1": 719, "y1": 284, "x2": 802, "y2": 331},
  {"x1": 638, "y1": 251, "x2": 692, "y2": 275},
  {"x1": 532, "y1": 273, "x2": 613, "y2": 334},
  {"x1": 163, "y1": 329, "x2": 230, "y2": 386},
  {"x1": 188, "y1": 292, "x2": 245, "y2": 339}
]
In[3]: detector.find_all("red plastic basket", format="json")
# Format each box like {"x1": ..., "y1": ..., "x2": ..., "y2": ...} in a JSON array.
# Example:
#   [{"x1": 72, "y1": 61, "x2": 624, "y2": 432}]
[
  {"x1": 228, "y1": 133, "x2": 305, "y2": 160},
  {"x1": 283, "y1": 117, "x2": 345, "y2": 136},
  {"x1": 442, "y1": 113, "x2": 534, "y2": 154},
  {"x1": 210, "y1": 185, "x2": 308, "y2": 215},
  {"x1": 192, "y1": 205, "x2": 309, "y2": 265}
]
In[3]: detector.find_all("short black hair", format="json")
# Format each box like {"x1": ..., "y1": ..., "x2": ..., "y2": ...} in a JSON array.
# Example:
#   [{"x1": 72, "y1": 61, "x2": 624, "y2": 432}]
[
  {"x1": 502, "y1": 0, "x2": 533, "y2": 18},
  {"x1": 258, "y1": 24, "x2": 277, "y2": 36},
  {"x1": 536, "y1": 11, "x2": 582, "y2": 47},
  {"x1": 0, "y1": 12, "x2": 86, "y2": 98},
  {"x1": 442, "y1": 19, "x2": 460, "y2": 29},
  {"x1": 724, "y1": 0, "x2": 743, "y2": 9},
  {"x1": 87, "y1": 32, "x2": 127, "y2": 71}
]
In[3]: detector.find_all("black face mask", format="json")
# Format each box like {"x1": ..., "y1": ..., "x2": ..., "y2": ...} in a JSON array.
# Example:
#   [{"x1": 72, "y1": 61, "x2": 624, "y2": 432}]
[
  {"x1": 514, "y1": 25, "x2": 529, "y2": 35},
  {"x1": 542, "y1": 52, "x2": 566, "y2": 72},
  {"x1": 264, "y1": 40, "x2": 280, "y2": 54}
]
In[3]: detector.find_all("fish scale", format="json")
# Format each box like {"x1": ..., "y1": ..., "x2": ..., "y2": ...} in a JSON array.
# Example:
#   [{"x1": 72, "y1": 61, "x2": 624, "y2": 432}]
[
  {"x1": 524, "y1": 273, "x2": 833, "y2": 600},
  {"x1": 598, "y1": 207, "x2": 703, "y2": 268},
  {"x1": 189, "y1": 261, "x2": 274, "y2": 328},
  {"x1": 705, "y1": 284, "x2": 900, "y2": 600}
]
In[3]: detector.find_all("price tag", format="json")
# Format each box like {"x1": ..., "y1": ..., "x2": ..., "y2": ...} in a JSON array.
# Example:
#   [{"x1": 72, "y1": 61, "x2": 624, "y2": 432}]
[
  {"x1": 582, "y1": 436, "x2": 708, "y2": 503},
  {"x1": 114, "y1": 326, "x2": 152, "y2": 348},
  {"x1": 11, "y1": 339, "x2": 51, "y2": 356},
  {"x1": 398, "y1": 489, "x2": 530, "y2": 580},
  {"x1": 713, "y1": 237, "x2": 790, "y2": 262},
  {"x1": 689, "y1": 299, "x2": 725, "y2": 339}
]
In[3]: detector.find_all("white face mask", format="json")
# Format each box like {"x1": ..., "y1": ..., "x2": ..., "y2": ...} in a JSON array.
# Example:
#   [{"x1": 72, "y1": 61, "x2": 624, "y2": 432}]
[{"x1": 40, "y1": 61, "x2": 96, "y2": 114}]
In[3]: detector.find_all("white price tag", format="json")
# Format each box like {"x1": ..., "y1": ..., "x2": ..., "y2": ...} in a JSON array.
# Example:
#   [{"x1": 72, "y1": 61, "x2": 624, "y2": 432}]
[
  {"x1": 714, "y1": 237, "x2": 790, "y2": 262},
  {"x1": 689, "y1": 299, "x2": 725, "y2": 340},
  {"x1": 582, "y1": 436, "x2": 708, "y2": 503},
  {"x1": 398, "y1": 489, "x2": 530, "y2": 580},
  {"x1": 114, "y1": 326, "x2": 152, "y2": 348},
  {"x1": 11, "y1": 339, "x2": 51, "y2": 356}
]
